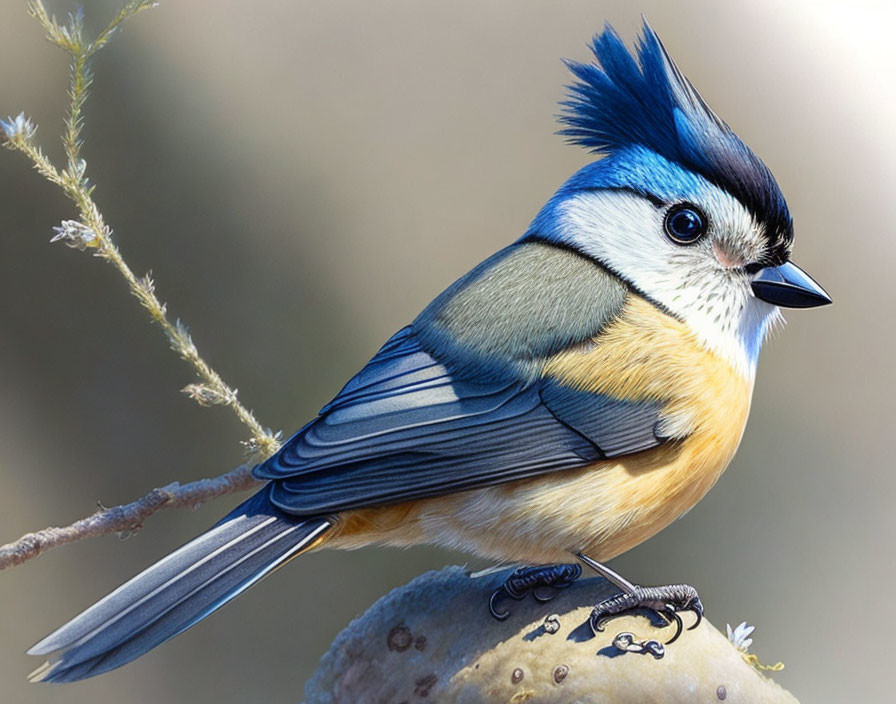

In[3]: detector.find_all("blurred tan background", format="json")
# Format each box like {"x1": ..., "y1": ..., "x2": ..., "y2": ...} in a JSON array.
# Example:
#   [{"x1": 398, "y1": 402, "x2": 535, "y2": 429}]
[{"x1": 0, "y1": 0, "x2": 891, "y2": 701}]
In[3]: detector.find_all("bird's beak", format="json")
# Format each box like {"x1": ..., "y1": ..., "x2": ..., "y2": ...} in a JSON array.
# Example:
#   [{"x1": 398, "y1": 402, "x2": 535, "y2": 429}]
[{"x1": 750, "y1": 261, "x2": 832, "y2": 308}]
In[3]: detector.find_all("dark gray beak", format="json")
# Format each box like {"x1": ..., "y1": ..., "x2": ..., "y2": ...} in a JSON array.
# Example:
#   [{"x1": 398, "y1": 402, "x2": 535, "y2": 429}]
[{"x1": 751, "y1": 261, "x2": 832, "y2": 308}]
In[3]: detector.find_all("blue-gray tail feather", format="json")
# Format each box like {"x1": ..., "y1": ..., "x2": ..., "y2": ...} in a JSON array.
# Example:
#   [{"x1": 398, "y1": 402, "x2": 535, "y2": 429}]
[{"x1": 27, "y1": 491, "x2": 331, "y2": 683}]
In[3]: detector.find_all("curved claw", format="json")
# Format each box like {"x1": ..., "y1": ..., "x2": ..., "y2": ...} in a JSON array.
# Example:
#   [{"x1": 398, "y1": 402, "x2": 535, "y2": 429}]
[
  {"x1": 686, "y1": 605, "x2": 703, "y2": 631},
  {"x1": 589, "y1": 612, "x2": 610, "y2": 634},
  {"x1": 662, "y1": 607, "x2": 684, "y2": 644},
  {"x1": 488, "y1": 589, "x2": 511, "y2": 621}
]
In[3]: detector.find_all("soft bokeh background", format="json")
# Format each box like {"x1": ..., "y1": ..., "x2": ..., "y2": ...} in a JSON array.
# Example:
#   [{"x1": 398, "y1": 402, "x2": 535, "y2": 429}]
[{"x1": 0, "y1": 1, "x2": 891, "y2": 702}]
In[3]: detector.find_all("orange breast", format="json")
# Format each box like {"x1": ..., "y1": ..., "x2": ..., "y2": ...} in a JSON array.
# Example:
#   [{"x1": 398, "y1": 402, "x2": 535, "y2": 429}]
[{"x1": 329, "y1": 296, "x2": 753, "y2": 564}]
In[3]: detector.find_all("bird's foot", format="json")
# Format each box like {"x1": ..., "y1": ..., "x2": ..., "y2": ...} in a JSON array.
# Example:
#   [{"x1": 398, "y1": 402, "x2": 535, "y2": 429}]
[
  {"x1": 589, "y1": 583, "x2": 703, "y2": 644},
  {"x1": 488, "y1": 563, "x2": 583, "y2": 620}
]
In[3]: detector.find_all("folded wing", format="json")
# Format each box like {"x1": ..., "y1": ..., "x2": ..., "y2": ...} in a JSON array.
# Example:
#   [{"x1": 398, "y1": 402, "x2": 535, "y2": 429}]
[{"x1": 255, "y1": 326, "x2": 665, "y2": 515}]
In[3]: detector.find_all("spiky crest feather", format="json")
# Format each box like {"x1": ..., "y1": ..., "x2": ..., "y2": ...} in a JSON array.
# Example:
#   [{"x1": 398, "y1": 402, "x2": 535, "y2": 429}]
[{"x1": 558, "y1": 22, "x2": 793, "y2": 264}]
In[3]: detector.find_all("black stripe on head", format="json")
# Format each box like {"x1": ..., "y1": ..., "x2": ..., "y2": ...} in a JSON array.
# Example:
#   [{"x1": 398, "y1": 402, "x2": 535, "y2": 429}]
[{"x1": 558, "y1": 21, "x2": 793, "y2": 265}]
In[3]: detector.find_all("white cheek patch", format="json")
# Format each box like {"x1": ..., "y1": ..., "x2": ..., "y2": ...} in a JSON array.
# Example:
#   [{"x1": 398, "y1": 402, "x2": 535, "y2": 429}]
[
  {"x1": 557, "y1": 189, "x2": 778, "y2": 379},
  {"x1": 558, "y1": 191, "x2": 680, "y2": 296}
]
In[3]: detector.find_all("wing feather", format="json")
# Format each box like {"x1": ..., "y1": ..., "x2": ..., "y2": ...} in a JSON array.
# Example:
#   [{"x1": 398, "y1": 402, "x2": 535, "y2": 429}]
[{"x1": 256, "y1": 326, "x2": 667, "y2": 515}]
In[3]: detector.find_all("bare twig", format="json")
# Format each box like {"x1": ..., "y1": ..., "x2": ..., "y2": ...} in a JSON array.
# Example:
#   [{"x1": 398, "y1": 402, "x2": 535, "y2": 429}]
[
  {"x1": 0, "y1": 467, "x2": 263, "y2": 570},
  {"x1": 5, "y1": 1, "x2": 281, "y2": 459},
  {"x1": 0, "y1": 1, "x2": 281, "y2": 571}
]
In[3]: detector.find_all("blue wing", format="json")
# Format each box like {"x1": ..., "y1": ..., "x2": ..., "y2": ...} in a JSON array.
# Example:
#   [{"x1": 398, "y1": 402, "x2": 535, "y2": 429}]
[{"x1": 255, "y1": 326, "x2": 665, "y2": 516}]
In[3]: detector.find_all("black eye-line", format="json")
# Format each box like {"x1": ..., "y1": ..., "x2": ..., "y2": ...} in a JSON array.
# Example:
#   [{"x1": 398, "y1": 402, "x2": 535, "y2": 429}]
[
  {"x1": 629, "y1": 188, "x2": 666, "y2": 208},
  {"x1": 576, "y1": 186, "x2": 667, "y2": 208},
  {"x1": 663, "y1": 202, "x2": 709, "y2": 245},
  {"x1": 560, "y1": 186, "x2": 781, "y2": 280}
]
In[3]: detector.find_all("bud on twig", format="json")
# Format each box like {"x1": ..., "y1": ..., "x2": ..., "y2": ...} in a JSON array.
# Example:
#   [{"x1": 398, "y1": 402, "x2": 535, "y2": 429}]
[
  {"x1": 1, "y1": 112, "x2": 37, "y2": 142},
  {"x1": 50, "y1": 220, "x2": 98, "y2": 250}
]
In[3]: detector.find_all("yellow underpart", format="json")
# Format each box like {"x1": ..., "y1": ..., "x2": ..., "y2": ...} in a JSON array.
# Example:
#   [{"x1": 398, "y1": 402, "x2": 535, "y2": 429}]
[{"x1": 330, "y1": 296, "x2": 753, "y2": 564}]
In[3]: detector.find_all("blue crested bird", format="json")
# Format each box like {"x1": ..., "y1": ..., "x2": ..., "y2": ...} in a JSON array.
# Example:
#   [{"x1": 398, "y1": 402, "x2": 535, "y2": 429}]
[{"x1": 27, "y1": 22, "x2": 830, "y2": 683}]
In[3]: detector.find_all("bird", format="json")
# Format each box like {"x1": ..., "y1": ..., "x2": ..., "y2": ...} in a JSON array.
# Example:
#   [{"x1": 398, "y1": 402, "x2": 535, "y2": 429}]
[{"x1": 27, "y1": 21, "x2": 831, "y2": 683}]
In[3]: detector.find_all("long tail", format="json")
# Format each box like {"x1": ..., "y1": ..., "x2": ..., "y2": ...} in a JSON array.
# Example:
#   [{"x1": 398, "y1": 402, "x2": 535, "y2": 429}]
[{"x1": 27, "y1": 490, "x2": 332, "y2": 683}]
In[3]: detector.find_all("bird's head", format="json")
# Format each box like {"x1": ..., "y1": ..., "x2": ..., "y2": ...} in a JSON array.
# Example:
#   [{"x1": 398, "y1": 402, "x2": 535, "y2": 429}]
[{"x1": 525, "y1": 23, "x2": 830, "y2": 377}]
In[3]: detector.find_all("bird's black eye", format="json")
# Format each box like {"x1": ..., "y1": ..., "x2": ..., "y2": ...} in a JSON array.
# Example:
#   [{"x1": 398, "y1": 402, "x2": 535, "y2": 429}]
[{"x1": 663, "y1": 204, "x2": 707, "y2": 245}]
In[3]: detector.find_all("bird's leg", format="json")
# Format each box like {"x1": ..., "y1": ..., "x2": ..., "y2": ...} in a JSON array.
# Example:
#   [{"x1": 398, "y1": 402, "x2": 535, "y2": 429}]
[
  {"x1": 488, "y1": 563, "x2": 583, "y2": 620},
  {"x1": 576, "y1": 553, "x2": 703, "y2": 644}
]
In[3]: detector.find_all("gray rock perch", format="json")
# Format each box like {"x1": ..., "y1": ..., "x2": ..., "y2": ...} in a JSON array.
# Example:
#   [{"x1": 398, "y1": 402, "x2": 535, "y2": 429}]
[{"x1": 304, "y1": 566, "x2": 798, "y2": 703}]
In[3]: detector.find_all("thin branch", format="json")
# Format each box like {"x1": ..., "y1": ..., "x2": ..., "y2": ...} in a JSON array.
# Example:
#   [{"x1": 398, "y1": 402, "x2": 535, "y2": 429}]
[
  {"x1": 6, "y1": 1, "x2": 281, "y2": 459},
  {"x1": 88, "y1": 1, "x2": 158, "y2": 56},
  {"x1": 0, "y1": 0, "x2": 283, "y2": 571},
  {"x1": 0, "y1": 467, "x2": 263, "y2": 571}
]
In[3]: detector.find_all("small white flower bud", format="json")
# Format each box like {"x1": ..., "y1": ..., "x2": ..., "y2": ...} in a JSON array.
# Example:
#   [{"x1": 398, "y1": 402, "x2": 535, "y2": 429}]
[
  {"x1": 1, "y1": 112, "x2": 37, "y2": 141},
  {"x1": 50, "y1": 220, "x2": 98, "y2": 250},
  {"x1": 726, "y1": 621, "x2": 755, "y2": 652}
]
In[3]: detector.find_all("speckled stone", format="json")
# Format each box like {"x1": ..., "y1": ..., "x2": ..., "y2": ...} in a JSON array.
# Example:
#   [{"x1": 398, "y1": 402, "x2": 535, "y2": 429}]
[{"x1": 303, "y1": 566, "x2": 798, "y2": 704}]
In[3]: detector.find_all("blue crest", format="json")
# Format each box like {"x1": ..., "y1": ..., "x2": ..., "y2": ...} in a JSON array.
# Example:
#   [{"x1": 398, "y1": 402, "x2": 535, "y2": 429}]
[{"x1": 558, "y1": 22, "x2": 793, "y2": 263}]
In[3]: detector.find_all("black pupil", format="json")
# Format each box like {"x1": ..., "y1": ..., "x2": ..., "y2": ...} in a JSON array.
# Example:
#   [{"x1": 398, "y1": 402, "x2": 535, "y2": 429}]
[{"x1": 668, "y1": 208, "x2": 703, "y2": 241}]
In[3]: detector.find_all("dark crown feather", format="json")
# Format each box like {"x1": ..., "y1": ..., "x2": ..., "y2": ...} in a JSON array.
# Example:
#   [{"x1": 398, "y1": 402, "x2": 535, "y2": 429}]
[{"x1": 558, "y1": 22, "x2": 793, "y2": 262}]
